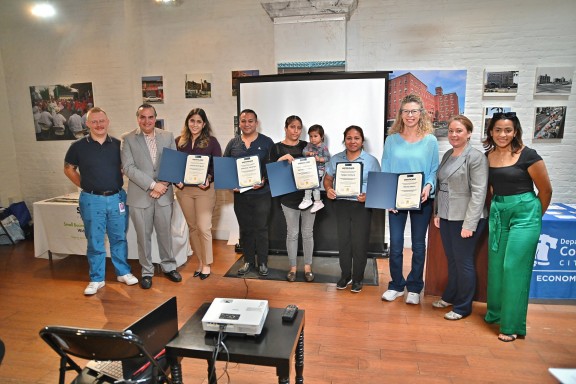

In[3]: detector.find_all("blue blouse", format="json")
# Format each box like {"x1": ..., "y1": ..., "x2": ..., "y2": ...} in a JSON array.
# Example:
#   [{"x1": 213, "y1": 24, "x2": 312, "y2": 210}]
[{"x1": 380, "y1": 133, "x2": 439, "y2": 197}]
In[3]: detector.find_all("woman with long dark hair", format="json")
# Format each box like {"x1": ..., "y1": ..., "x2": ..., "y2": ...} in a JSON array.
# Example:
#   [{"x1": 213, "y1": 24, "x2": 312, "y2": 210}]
[
  {"x1": 483, "y1": 112, "x2": 552, "y2": 342},
  {"x1": 175, "y1": 108, "x2": 221, "y2": 280}
]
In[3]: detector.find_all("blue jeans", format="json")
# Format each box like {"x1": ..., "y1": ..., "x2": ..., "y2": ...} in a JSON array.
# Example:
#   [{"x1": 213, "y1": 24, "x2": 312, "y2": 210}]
[
  {"x1": 387, "y1": 199, "x2": 433, "y2": 293},
  {"x1": 79, "y1": 190, "x2": 131, "y2": 282}
]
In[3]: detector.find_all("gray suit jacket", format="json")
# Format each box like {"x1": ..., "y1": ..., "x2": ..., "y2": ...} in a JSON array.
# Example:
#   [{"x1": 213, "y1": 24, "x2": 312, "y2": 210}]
[
  {"x1": 121, "y1": 128, "x2": 176, "y2": 209},
  {"x1": 435, "y1": 143, "x2": 488, "y2": 231}
]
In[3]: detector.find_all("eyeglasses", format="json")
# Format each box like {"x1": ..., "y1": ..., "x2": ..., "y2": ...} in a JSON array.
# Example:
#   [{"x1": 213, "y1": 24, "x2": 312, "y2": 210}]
[
  {"x1": 492, "y1": 112, "x2": 516, "y2": 119},
  {"x1": 401, "y1": 109, "x2": 421, "y2": 116}
]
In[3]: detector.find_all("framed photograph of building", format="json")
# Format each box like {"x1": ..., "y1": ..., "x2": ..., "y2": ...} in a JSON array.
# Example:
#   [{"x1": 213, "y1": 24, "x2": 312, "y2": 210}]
[
  {"x1": 388, "y1": 70, "x2": 467, "y2": 138},
  {"x1": 185, "y1": 73, "x2": 212, "y2": 98},
  {"x1": 29, "y1": 82, "x2": 94, "y2": 141},
  {"x1": 534, "y1": 106, "x2": 566, "y2": 139},
  {"x1": 483, "y1": 70, "x2": 518, "y2": 96},
  {"x1": 534, "y1": 67, "x2": 574, "y2": 95},
  {"x1": 483, "y1": 106, "x2": 513, "y2": 138},
  {"x1": 142, "y1": 76, "x2": 164, "y2": 103}
]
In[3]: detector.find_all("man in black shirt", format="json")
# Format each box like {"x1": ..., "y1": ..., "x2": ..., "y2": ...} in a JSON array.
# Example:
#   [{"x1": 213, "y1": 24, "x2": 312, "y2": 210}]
[{"x1": 64, "y1": 107, "x2": 138, "y2": 295}]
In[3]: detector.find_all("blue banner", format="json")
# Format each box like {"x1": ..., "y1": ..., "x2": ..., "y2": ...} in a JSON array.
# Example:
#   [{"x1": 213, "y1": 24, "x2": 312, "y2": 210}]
[{"x1": 530, "y1": 203, "x2": 576, "y2": 299}]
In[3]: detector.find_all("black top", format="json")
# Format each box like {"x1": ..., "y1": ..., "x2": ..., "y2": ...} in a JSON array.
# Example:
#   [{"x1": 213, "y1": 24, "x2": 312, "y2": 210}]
[
  {"x1": 64, "y1": 135, "x2": 124, "y2": 192},
  {"x1": 269, "y1": 141, "x2": 308, "y2": 209},
  {"x1": 223, "y1": 133, "x2": 274, "y2": 195},
  {"x1": 489, "y1": 147, "x2": 542, "y2": 196}
]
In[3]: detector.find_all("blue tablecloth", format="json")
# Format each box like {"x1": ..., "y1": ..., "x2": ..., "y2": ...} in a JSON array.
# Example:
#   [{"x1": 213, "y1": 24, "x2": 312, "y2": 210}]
[{"x1": 530, "y1": 203, "x2": 576, "y2": 299}]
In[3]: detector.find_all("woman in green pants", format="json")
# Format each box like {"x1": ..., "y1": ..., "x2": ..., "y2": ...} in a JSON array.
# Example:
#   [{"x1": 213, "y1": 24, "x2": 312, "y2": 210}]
[{"x1": 483, "y1": 112, "x2": 552, "y2": 342}]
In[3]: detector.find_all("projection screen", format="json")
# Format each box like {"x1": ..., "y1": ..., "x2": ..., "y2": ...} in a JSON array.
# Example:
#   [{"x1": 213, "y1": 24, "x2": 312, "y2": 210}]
[{"x1": 238, "y1": 72, "x2": 389, "y2": 161}]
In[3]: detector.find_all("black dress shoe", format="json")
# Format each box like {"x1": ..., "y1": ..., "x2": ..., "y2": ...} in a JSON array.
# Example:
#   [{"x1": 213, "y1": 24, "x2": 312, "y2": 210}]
[
  {"x1": 140, "y1": 276, "x2": 152, "y2": 289},
  {"x1": 199, "y1": 273, "x2": 210, "y2": 280},
  {"x1": 164, "y1": 270, "x2": 182, "y2": 282},
  {"x1": 193, "y1": 270, "x2": 201, "y2": 278}
]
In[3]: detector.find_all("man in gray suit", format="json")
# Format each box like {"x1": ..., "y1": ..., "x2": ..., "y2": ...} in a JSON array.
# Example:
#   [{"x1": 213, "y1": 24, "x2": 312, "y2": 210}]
[{"x1": 121, "y1": 104, "x2": 182, "y2": 289}]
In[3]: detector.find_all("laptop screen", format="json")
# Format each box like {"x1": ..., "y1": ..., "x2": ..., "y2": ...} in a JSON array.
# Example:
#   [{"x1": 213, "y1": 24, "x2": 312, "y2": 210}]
[{"x1": 125, "y1": 296, "x2": 178, "y2": 356}]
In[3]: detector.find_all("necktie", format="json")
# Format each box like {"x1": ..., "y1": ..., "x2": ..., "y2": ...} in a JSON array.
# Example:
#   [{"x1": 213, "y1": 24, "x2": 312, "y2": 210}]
[{"x1": 145, "y1": 134, "x2": 157, "y2": 165}]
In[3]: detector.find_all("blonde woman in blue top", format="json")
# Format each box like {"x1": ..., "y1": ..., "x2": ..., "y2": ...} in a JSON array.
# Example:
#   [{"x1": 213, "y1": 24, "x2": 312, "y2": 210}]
[{"x1": 381, "y1": 94, "x2": 439, "y2": 305}]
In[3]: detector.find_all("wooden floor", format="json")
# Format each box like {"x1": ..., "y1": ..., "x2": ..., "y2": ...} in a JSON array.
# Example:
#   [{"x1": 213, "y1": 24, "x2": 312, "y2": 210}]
[{"x1": 0, "y1": 239, "x2": 575, "y2": 383}]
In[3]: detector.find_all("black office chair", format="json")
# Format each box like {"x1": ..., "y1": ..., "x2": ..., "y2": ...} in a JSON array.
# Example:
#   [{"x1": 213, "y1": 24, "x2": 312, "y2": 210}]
[{"x1": 39, "y1": 326, "x2": 172, "y2": 384}]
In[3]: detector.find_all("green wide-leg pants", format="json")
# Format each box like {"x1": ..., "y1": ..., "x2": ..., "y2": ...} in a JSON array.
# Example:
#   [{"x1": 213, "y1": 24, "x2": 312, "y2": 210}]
[{"x1": 485, "y1": 191, "x2": 542, "y2": 336}]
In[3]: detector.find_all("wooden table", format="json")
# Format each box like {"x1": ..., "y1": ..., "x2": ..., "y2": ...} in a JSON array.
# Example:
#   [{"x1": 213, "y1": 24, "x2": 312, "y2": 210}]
[{"x1": 166, "y1": 303, "x2": 305, "y2": 384}]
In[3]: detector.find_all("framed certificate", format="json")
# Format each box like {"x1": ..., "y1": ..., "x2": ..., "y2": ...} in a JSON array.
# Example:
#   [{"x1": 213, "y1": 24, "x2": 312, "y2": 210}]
[
  {"x1": 395, "y1": 173, "x2": 423, "y2": 210},
  {"x1": 183, "y1": 155, "x2": 209, "y2": 185},
  {"x1": 334, "y1": 162, "x2": 363, "y2": 198},
  {"x1": 365, "y1": 172, "x2": 424, "y2": 210},
  {"x1": 292, "y1": 157, "x2": 320, "y2": 190},
  {"x1": 236, "y1": 156, "x2": 261, "y2": 187}
]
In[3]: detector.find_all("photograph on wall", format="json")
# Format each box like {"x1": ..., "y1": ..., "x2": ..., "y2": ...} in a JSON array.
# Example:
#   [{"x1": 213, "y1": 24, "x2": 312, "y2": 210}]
[
  {"x1": 233, "y1": 115, "x2": 239, "y2": 136},
  {"x1": 142, "y1": 76, "x2": 164, "y2": 103},
  {"x1": 483, "y1": 70, "x2": 518, "y2": 96},
  {"x1": 534, "y1": 106, "x2": 566, "y2": 139},
  {"x1": 29, "y1": 82, "x2": 94, "y2": 141},
  {"x1": 388, "y1": 70, "x2": 467, "y2": 138},
  {"x1": 232, "y1": 69, "x2": 259, "y2": 96},
  {"x1": 534, "y1": 67, "x2": 574, "y2": 95},
  {"x1": 185, "y1": 73, "x2": 212, "y2": 98},
  {"x1": 483, "y1": 107, "x2": 513, "y2": 138},
  {"x1": 155, "y1": 119, "x2": 164, "y2": 130}
]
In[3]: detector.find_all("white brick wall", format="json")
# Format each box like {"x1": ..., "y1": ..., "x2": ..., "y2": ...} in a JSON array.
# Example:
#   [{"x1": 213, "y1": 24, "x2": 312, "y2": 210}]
[{"x1": 0, "y1": 0, "x2": 574, "y2": 242}]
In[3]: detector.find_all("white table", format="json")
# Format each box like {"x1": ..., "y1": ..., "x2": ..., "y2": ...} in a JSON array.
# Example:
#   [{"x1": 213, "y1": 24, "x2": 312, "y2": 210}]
[{"x1": 33, "y1": 192, "x2": 191, "y2": 267}]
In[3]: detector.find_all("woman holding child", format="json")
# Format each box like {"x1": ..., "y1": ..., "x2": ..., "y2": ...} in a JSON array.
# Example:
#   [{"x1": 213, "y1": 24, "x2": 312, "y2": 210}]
[{"x1": 269, "y1": 115, "x2": 316, "y2": 282}]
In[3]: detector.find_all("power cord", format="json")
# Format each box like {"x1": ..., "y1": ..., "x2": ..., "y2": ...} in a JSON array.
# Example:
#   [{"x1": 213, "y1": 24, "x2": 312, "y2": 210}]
[{"x1": 208, "y1": 325, "x2": 231, "y2": 383}]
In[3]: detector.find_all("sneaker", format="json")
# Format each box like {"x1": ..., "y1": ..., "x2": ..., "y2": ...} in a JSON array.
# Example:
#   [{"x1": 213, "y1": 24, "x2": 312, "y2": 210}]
[
  {"x1": 84, "y1": 281, "x2": 105, "y2": 295},
  {"x1": 432, "y1": 299, "x2": 452, "y2": 308},
  {"x1": 444, "y1": 311, "x2": 463, "y2": 320},
  {"x1": 310, "y1": 200, "x2": 324, "y2": 213},
  {"x1": 117, "y1": 273, "x2": 138, "y2": 286},
  {"x1": 381, "y1": 289, "x2": 404, "y2": 301},
  {"x1": 237, "y1": 262, "x2": 252, "y2": 275},
  {"x1": 298, "y1": 198, "x2": 313, "y2": 210},
  {"x1": 258, "y1": 263, "x2": 269, "y2": 276},
  {"x1": 351, "y1": 281, "x2": 363, "y2": 293},
  {"x1": 336, "y1": 277, "x2": 352, "y2": 290},
  {"x1": 405, "y1": 292, "x2": 421, "y2": 305}
]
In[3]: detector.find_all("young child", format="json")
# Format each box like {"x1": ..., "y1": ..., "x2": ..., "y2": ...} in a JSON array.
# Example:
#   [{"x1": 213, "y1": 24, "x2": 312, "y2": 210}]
[{"x1": 299, "y1": 124, "x2": 331, "y2": 213}]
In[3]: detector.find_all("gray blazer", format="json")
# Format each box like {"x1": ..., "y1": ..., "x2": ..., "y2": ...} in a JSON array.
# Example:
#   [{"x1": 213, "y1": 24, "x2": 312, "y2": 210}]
[
  {"x1": 121, "y1": 128, "x2": 176, "y2": 209},
  {"x1": 435, "y1": 143, "x2": 488, "y2": 231}
]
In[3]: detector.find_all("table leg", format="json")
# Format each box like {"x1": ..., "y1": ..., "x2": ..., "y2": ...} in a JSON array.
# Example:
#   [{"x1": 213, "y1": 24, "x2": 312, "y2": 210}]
[
  {"x1": 278, "y1": 376, "x2": 289, "y2": 384},
  {"x1": 169, "y1": 359, "x2": 183, "y2": 384},
  {"x1": 295, "y1": 329, "x2": 304, "y2": 383},
  {"x1": 207, "y1": 359, "x2": 218, "y2": 384}
]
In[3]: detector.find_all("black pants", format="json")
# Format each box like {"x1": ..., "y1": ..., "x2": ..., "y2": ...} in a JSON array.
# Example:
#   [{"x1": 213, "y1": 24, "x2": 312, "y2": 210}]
[
  {"x1": 234, "y1": 192, "x2": 271, "y2": 265},
  {"x1": 439, "y1": 218, "x2": 486, "y2": 316},
  {"x1": 335, "y1": 200, "x2": 372, "y2": 282}
]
